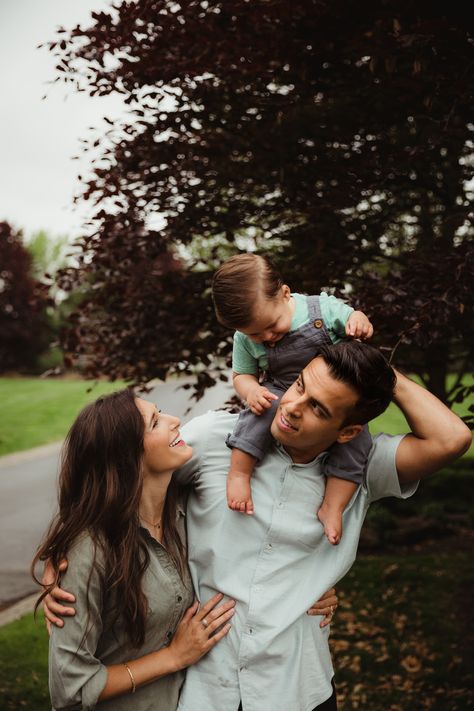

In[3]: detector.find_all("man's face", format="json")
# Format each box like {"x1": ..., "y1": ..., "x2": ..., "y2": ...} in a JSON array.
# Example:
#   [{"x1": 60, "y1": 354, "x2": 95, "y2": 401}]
[{"x1": 270, "y1": 357, "x2": 362, "y2": 464}]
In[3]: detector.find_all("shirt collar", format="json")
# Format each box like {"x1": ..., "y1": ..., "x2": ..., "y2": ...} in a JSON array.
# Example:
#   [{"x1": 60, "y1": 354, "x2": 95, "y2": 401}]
[{"x1": 272, "y1": 437, "x2": 328, "y2": 468}]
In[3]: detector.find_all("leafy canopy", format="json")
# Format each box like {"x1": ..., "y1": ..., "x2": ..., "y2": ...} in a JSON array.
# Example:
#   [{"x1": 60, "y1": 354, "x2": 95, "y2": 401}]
[{"x1": 48, "y1": 1, "x2": 473, "y2": 414}]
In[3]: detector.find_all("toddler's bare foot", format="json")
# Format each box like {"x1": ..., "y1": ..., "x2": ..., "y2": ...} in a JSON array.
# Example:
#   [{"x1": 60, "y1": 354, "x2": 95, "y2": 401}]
[
  {"x1": 317, "y1": 503, "x2": 343, "y2": 545},
  {"x1": 227, "y1": 470, "x2": 254, "y2": 515}
]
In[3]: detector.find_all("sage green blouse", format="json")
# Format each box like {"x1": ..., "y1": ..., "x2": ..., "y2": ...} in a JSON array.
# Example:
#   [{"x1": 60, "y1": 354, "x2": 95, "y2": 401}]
[{"x1": 48, "y1": 506, "x2": 193, "y2": 710}]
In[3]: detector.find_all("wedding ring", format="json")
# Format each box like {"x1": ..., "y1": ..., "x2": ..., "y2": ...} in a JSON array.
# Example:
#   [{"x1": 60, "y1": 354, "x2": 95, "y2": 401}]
[{"x1": 202, "y1": 618, "x2": 209, "y2": 628}]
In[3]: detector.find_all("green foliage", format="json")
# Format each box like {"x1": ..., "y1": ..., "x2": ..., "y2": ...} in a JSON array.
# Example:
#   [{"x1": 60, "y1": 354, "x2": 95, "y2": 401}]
[{"x1": 26, "y1": 231, "x2": 71, "y2": 283}]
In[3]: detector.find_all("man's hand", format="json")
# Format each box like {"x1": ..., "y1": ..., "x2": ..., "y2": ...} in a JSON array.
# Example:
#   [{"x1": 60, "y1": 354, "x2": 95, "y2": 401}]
[
  {"x1": 306, "y1": 587, "x2": 338, "y2": 628},
  {"x1": 346, "y1": 311, "x2": 373, "y2": 340},
  {"x1": 42, "y1": 559, "x2": 75, "y2": 634},
  {"x1": 246, "y1": 384, "x2": 278, "y2": 415}
]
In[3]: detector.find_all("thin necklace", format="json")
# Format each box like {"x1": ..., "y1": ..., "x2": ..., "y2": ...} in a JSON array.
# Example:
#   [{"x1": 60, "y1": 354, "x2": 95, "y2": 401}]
[{"x1": 140, "y1": 515, "x2": 162, "y2": 531}]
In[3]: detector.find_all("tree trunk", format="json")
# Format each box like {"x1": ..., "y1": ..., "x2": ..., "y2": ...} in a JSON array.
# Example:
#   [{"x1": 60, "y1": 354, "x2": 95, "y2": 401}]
[{"x1": 425, "y1": 345, "x2": 448, "y2": 404}]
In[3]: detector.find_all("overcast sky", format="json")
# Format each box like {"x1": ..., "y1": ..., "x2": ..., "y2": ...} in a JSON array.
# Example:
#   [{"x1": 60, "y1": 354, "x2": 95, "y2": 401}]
[{"x1": 0, "y1": 0, "x2": 125, "y2": 240}]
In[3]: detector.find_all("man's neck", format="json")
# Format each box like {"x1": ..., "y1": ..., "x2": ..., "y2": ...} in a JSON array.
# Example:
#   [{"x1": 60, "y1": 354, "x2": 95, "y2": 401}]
[{"x1": 282, "y1": 443, "x2": 325, "y2": 465}]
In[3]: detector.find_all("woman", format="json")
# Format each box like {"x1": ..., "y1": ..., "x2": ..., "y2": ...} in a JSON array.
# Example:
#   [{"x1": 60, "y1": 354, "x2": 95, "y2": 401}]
[{"x1": 32, "y1": 389, "x2": 235, "y2": 709}]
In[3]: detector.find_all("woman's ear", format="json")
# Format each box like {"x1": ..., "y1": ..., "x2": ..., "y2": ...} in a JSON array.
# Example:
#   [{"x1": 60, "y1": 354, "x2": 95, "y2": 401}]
[{"x1": 336, "y1": 424, "x2": 363, "y2": 444}]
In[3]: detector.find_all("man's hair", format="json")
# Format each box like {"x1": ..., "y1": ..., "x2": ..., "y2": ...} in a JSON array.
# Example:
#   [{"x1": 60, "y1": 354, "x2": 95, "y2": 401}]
[
  {"x1": 212, "y1": 253, "x2": 284, "y2": 329},
  {"x1": 317, "y1": 341, "x2": 396, "y2": 426}
]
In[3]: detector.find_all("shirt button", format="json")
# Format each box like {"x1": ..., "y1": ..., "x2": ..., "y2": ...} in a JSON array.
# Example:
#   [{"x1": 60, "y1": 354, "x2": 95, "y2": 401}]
[
  {"x1": 240, "y1": 666, "x2": 247, "y2": 672},
  {"x1": 177, "y1": 595, "x2": 183, "y2": 602},
  {"x1": 314, "y1": 319, "x2": 323, "y2": 328}
]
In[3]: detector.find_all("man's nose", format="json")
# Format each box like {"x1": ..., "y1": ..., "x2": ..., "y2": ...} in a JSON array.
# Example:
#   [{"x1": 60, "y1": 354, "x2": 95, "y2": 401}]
[{"x1": 285, "y1": 396, "x2": 303, "y2": 417}]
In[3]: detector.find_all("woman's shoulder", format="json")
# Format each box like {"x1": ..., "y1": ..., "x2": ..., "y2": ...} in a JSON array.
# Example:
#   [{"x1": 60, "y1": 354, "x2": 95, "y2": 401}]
[{"x1": 65, "y1": 531, "x2": 106, "y2": 576}]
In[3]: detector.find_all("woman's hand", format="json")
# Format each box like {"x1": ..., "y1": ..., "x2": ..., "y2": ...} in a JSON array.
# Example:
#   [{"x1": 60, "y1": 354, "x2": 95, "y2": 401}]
[
  {"x1": 168, "y1": 593, "x2": 235, "y2": 670},
  {"x1": 42, "y1": 558, "x2": 76, "y2": 634},
  {"x1": 306, "y1": 587, "x2": 338, "y2": 628}
]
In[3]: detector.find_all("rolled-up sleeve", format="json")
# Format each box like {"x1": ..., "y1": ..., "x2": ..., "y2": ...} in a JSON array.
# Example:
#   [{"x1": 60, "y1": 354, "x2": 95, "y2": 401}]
[
  {"x1": 364, "y1": 433, "x2": 419, "y2": 503},
  {"x1": 49, "y1": 536, "x2": 108, "y2": 710}
]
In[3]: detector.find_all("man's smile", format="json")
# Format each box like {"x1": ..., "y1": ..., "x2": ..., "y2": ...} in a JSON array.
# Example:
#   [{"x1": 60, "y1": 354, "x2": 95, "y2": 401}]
[{"x1": 277, "y1": 410, "x2": 297, "y2": 432}]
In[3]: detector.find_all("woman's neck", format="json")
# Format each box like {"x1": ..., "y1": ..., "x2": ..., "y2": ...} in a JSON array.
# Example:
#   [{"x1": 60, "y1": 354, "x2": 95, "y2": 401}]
[{"x1": 139, "y1": 473, "x2": 170, "y2": 524}]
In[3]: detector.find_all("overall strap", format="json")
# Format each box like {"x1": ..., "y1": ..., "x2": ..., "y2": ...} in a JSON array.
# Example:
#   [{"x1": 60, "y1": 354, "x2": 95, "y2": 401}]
[{"x1": 306, "y1": 294, "x2": 323, "y2": 323}]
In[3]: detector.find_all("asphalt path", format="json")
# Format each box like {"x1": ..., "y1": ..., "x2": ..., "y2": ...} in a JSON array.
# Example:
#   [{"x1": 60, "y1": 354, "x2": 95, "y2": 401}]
[{"x1": 0, "y1": 377, "x2": 232, "y2": 607}]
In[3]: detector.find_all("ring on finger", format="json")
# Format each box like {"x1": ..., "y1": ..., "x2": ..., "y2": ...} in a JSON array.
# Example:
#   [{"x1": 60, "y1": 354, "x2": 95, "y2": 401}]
[{"x1": 202, "y1": 618, "x2": 209, "y2": 629}]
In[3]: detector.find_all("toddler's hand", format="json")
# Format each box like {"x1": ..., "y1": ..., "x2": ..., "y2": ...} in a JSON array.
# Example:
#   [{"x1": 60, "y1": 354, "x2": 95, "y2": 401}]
[
  {"x1": 346, "y1": 311, "x2": 373, "y2": 340},
  {"x1": 247, "y1": 385, "x2": 278, "y2": 415}
]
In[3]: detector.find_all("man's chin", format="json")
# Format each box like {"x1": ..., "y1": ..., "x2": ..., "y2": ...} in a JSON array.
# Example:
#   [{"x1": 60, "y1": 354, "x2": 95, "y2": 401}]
[
  {"x1": 270, "y1": 421, "x2": 281, "y2": 442},
  {"x1": 271, "y1": 419, "x2": 291, "y2": 445}
]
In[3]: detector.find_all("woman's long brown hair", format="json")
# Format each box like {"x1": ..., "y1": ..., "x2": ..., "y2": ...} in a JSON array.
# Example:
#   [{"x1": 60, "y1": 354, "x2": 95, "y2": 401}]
[{"x1": 32, "y1": 389, "x2": 186, "y2": 647}]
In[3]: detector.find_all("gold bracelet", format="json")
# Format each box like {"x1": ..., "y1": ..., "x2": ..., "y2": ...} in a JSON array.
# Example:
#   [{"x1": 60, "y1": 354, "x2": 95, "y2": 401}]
[{"x1": 123, "y1": 662, "x2": 136, "y2": 694}]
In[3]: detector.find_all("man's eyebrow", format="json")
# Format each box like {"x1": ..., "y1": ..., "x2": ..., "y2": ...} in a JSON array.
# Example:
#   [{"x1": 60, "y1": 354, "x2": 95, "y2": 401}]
[{"x1": 300, "y1": 371, "x2": 332, "y2": 418}]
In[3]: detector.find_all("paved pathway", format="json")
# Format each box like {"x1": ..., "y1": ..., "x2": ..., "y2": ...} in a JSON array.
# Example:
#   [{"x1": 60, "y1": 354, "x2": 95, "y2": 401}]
[{"x1": 0, "y1": 378, "x2": 231, "y2": 607}]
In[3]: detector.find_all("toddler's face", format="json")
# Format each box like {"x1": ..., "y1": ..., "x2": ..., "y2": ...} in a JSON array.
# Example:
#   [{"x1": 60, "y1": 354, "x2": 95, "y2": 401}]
[{"x1": 239, "y1": 285, "x2": 294, "y2": 344}]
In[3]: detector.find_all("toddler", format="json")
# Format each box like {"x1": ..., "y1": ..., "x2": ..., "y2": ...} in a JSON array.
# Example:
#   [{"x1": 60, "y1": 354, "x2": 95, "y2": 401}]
[{"x1": 212, "y1": 253, "x2": 374, "y2": 545}]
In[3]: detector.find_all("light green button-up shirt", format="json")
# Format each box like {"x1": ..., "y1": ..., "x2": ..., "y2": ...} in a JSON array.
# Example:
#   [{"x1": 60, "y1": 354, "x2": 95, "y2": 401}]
[
  {"x1": 48, "y1": 507, "x2": 193, "y2": 711},
  {"x1": 175, "y1": 411, "x2": 416, "y2": 711}
]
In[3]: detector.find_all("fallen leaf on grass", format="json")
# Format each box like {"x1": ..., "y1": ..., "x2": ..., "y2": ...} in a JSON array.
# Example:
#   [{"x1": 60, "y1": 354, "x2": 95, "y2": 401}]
[{"x1": 400, "y1": 655, "x2": 422, "y2": 673}]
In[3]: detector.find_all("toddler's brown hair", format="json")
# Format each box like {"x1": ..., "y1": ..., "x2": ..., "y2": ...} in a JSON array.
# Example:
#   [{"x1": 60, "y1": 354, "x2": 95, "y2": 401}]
[{"x1": 212, "y1": 253, "x2": 284, "y2": 329}]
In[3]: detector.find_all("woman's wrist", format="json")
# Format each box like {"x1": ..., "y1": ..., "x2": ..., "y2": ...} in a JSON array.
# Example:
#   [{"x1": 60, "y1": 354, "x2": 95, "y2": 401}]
[{"x1": 160, "y1": 644, "x2": 184, "y2": 674}]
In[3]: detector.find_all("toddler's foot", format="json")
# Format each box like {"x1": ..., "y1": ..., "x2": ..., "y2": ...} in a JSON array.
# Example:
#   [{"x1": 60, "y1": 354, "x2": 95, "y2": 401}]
[
  {"x1": 227, "y1": 470, "x2": 254, "y2": 515},
  {"x1": 317, "y1": 503, "x2": 343, "y2": 545}
]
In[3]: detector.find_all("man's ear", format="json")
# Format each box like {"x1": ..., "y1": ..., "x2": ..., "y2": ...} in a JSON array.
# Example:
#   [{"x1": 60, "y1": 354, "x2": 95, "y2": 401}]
[
  {"x1": 336, "y1": 424, "x2": 363, "y2": 444},
  {"x1": 281, "y1": 284, "x2": 291, "y2": 300}
]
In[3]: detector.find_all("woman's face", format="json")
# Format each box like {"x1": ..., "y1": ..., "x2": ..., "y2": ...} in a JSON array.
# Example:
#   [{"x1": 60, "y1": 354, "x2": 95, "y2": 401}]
[{"x1": 135, "y1": 398, "x2": 193, "y2": 476}]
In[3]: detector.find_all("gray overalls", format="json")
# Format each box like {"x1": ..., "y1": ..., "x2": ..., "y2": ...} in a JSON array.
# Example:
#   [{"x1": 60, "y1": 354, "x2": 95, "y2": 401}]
[{"x1": 226, "y1": 295, "x2": 371, "y2": 483}]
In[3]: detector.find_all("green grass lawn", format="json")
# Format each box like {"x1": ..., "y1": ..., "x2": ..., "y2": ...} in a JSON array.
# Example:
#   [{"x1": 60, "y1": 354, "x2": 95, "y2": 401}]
[
  {"x1": 1, "y1": 548, "x2": 471, "y2": 710},
  {"x1": 0, "y1": 378, "x2": 126, "y2": 456}
]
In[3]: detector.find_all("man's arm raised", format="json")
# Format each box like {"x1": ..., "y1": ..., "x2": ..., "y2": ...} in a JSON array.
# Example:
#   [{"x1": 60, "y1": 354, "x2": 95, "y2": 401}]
[{"x1": 393, "y1": 370, "x2": 472, "y2": 484}]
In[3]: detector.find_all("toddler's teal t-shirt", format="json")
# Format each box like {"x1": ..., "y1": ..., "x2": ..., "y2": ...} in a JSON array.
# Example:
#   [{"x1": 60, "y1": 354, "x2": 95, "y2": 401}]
[{"x1": 232, "y1": 292, "x2": 353, "y2": 376}]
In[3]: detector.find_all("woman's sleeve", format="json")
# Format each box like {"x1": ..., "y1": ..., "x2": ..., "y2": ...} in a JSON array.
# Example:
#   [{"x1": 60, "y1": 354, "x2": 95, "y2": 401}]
[{"x1": 48, "y1": 536, "x2": 108, "y2": 710}]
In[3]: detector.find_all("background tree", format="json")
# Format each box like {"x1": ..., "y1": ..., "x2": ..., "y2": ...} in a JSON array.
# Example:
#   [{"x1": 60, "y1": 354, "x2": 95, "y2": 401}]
[
  {"x1": 0, "y1": 222, "x2": 52, "y2": 372},
  {"x1": 48, "y1": 0, "x2": 473, "y2": 413},
  {"x1": 25, "y1": 231, "x2": 79, "y2": 371}
]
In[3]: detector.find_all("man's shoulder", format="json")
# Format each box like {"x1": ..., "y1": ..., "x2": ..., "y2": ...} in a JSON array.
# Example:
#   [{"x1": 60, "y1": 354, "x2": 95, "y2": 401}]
[
  {"x1": 176, "y1": 410, "x2": 236, "y2": 484},
  {"x1": 365, "y1": 433, "x2": 418, "y2": 502},
  {"x1": 182, "y1": 410, "x2": 238, "y2": 446}
]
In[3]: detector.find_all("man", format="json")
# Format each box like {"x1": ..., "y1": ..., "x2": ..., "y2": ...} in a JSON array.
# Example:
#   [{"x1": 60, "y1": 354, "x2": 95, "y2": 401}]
[{"x1": 44, "y1": 342, "x2": 471, "y2": 710}]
